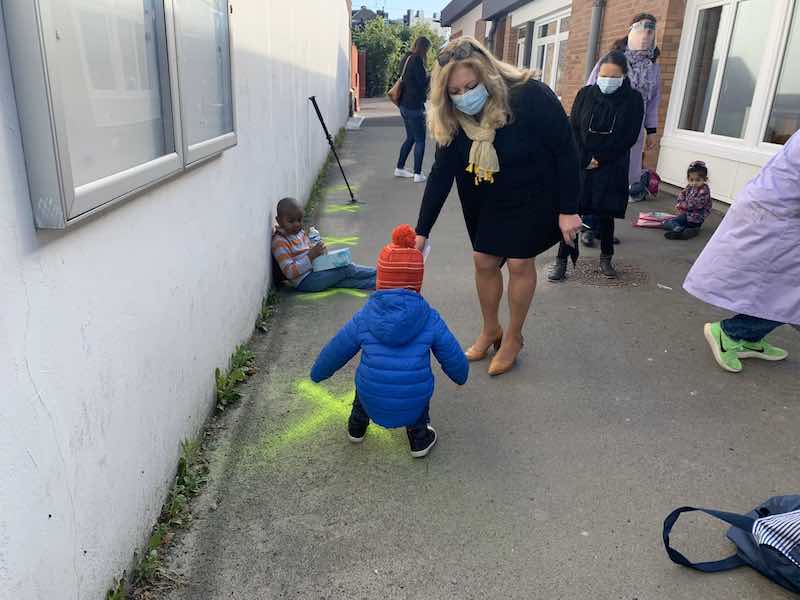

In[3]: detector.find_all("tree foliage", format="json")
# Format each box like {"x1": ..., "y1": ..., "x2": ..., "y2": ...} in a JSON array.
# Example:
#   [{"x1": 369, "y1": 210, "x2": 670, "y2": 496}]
[{"x1": 353, "y1": 20, "x2": 447, "y2": 97}]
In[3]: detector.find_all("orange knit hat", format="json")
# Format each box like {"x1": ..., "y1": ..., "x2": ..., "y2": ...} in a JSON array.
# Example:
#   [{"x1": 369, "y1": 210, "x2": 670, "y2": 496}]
[{"x1": 376, "y1": 225, "x2": 424, "y2": 293}]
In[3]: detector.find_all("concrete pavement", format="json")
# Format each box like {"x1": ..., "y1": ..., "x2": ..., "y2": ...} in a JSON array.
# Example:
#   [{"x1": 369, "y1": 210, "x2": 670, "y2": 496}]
[{"x1": 162, "y1": 101, "x2": 800, "y2": 600}]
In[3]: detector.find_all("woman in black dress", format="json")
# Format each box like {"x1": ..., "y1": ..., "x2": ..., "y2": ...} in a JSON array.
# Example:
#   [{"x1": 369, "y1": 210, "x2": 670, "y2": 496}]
[
  {"x1": 414, "y1": 37, "x2": 582, "y2": 376},
  {"x1": 548, "y1": 51, "x2": 644, "y2": 281},
  {"x1": 395, "y1": 37, "x2": 431, "y2": 183}
]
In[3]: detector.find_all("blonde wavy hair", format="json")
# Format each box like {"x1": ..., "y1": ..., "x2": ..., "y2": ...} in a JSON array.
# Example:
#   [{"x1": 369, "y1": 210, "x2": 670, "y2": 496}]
[{"x1": 428, "y1": 36, "x2": 533, "y2": 145}]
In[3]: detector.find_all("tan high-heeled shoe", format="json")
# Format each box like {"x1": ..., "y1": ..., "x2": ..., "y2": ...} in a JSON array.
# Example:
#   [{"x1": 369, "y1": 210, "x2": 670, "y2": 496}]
[
  {"x1": 488, "y1": 336, "x2": 524, "y2": 376},
  {"x1": 464, "y1": 329, "x2": 503, "y2": 362}
]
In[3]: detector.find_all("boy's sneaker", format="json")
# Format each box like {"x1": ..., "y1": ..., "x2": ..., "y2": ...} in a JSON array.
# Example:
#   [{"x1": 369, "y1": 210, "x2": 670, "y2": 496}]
[
  {"x1": 348, "y1": 418, "x2": 368, "y2": 443},
  {"x1": 737, "y1": 339, "x2": 789, "y2": 362},
  {"x1": 414, "y1": 173, "x2": 427, "y2": 183},
  {"x1": 703, "y1": 322, "x2": 743, "y2": 373},
  {"x1": 394, "y1": 168, "x2": 414, "y2": 178},
  {"x1": 407, "y1": 425, "x2": 437, "y2": 458}
]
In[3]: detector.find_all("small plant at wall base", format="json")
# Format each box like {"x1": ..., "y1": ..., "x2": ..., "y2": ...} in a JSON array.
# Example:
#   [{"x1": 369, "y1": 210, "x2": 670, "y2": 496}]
[
  {"x1": 305, "y1": 127, "x2": 346, "y2": 218},
  {"x1": 106, "y1": 578, "x2": 126, "y2": 600},
  {"x1": 257, "y1": 289, "x2": 279, "y2": 332},
  {"x1": 215, "y1": 344, "x2": 256, "y2": 412}
]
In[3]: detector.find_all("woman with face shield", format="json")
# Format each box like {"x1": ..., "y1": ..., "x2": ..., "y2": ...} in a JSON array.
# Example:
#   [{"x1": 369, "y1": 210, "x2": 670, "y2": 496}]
[{"x1": 582, "y1": 13, "x2": 662, "y2": 247}]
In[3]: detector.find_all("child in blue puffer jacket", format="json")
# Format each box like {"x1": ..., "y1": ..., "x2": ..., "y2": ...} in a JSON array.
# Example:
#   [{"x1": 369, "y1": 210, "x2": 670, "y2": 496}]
[{"x1": 310, "y1": 225, "x2": 469, "y2": 458}]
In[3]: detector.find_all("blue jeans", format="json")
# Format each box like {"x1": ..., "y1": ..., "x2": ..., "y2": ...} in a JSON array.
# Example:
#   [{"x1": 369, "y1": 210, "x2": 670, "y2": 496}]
[
  {"x1": 663, "y1": 213, "x2": 702, "y2": 232},
  {"x1": 295, "y1": 264, "x2": 376, "y2": 293},
  {"x1": 721, "y1": 314, "x2": 786, "y2": 342},
  {"x1": 397, "y1": 106, "x2": 426, "y2": 174}
]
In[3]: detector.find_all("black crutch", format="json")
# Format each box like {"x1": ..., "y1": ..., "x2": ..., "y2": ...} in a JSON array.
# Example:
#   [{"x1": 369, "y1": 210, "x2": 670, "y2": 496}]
[{"x1": 308, "y1": 96, "x2": 359, "y2": 204}]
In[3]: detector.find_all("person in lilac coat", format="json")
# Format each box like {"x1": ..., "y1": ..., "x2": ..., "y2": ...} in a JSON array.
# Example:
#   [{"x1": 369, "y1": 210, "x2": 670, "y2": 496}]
[
  {"x1": 683, "y1": 129, "x2": 800, "y2": 373},
  {"x1": 582, "y1": 13, "x2": 662, "y2": 247}
]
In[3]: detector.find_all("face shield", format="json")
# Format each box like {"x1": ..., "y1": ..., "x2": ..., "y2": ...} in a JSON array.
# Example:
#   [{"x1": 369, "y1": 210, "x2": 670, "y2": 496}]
[{"x1": 627, "y1": 20, "x2": 656, "y2": 51}]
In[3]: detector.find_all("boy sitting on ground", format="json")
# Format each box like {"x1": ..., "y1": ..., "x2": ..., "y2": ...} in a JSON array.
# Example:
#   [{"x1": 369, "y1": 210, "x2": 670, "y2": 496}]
[
  {"x1": 271, "y1": 197, "x2": 376, "y2": 292},
  {"x1": 310, "y1": 225, "x2": 469, "y2": 458}
]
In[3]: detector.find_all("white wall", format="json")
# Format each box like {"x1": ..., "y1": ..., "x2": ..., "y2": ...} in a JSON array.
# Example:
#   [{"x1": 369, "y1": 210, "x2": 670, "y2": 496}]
[
  {"x1": 0, "y1": 1, "x2": 351, "y2": 598},
  {"x1": 450, "y1": 3, "x2": 483, "y2": 39},
  {"x1": 510, "y1": 0, "x2": 571, "y2": 26}
]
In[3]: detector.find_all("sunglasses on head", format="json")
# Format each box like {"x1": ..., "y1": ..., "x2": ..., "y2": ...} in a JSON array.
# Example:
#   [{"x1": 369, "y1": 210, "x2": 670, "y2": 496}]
[{"x1": 437, "y1": 43, "x2": 480, "y2": 67}]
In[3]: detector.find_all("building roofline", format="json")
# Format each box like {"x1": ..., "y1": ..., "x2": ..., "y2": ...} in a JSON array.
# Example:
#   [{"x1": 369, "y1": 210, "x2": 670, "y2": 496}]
[
  {"x1": 481, "y1": 0, "x2": 531, "y2": 20},
  {"x1": 440, "y1": 0, "x2": 482, "y2": 26}
]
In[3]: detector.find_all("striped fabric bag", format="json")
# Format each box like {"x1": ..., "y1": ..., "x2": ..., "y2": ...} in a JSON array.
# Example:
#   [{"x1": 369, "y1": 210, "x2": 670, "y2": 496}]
[{"x1": 663, "y1": 495, "x2": 800, "y2": 594}]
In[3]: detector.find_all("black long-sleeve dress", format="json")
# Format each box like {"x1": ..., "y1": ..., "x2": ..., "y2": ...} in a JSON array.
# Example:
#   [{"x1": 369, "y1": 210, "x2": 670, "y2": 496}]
[
  {"x1": 570, "y1": 78, "x2": 644, "y2": 219},
  {"x1": 415, "y1": 79, "x2": 581, "y2": 259}
]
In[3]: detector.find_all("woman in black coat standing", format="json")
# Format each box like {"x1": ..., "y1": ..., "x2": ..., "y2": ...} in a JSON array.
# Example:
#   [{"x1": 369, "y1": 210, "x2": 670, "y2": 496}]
[
  {"x1": 414, "y1": 37, "x2": 582, "y2": 376},
  {"x1": 395, "y1": 37, "x2": 431, "y2": 183},
  {"x1": 548, "y1": 51, "x2": 644, "y2": 281}
]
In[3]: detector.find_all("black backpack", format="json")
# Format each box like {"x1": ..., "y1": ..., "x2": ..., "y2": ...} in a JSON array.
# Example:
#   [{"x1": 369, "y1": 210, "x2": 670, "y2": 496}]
[{"x1": 663, "y1": 495, "x2": 800, "y2": 594}]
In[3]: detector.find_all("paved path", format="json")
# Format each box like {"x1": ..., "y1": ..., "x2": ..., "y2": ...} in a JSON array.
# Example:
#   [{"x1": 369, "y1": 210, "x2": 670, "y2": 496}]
[{"x1": 164, "y1": 104, "x2": 800, "y2": 599}]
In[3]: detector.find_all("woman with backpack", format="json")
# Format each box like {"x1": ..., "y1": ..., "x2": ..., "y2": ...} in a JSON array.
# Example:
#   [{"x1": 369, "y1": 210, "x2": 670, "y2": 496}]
[
  {"x1": 548, "y1": 51, "x2": 644, "y2": 281},
  {"x1": 394, "y1": 37, "x2": 431, "y2": 184}
]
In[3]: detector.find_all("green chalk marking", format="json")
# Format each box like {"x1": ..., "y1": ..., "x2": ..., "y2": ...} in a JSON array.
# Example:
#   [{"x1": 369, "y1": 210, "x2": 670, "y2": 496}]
[
  {"x1": 241, "y1": 380, "x2": 399, "y2": 468},
  {"x1": 295, "y1": 288, "x2": 368, "y2": 301},
  {"x1": 325, "y1": 204, "x2": 362, "y2": 214},
  {"x1": 325, "y1": 235, "x2": 360, "y2": 247},
  {"x1": 325, "y1": 183, "x2": 361, "y2": 194}
]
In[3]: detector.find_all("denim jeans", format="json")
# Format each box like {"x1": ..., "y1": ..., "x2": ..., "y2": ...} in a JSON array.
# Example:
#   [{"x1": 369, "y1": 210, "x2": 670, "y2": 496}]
[
  {"x1": 349, "y1": 392, "x2": 430, "y2": 432},
  {"x1": 397, "y1": 106, "x2": 426, "y2": 174},
  {"x1": 721, "y1": 314, "x2": 786, "y2": 342},
  {"x1": 295, "y1": 264, "x2": 376, "y2": 293},
  {"x1": 663, "y1": 213, "x2": 702, "y2": 233}
]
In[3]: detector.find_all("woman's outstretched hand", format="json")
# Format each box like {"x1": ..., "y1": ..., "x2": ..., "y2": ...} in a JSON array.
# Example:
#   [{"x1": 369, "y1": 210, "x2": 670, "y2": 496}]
[
  {"x1": 415, "y1": 235, "x2": 427, "y2": 252},
  {"x1": 559, "y1": 214, "x2": 583, "y2": 246}
]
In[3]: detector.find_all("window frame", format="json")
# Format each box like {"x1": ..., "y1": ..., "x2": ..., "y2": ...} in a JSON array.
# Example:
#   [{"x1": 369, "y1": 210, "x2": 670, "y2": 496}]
[
  {"x1": 665, "y1": 0, "x2": 796, "y2": 158},
  {"x1": 173, "y1": 0, "x2": 238, "y2": 166},
  {"x1": 3, "y1": 0, "x2": 237, "y2": 229},
  {"x1": 516, "y1": 26, "x2": 526, "y2": 67},
  {"x1": 530, "y1": 9, "x2": 570, "y2": 93}
]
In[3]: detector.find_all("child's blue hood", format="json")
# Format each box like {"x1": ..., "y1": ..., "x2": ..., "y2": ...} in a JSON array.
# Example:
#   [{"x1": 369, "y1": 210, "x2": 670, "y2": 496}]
[{"x1": 361, "y1": 289, "x2": 431, "y2": 347}]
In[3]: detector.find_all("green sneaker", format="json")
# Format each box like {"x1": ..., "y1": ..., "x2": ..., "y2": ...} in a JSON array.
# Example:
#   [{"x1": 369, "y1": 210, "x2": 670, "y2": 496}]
[
  {"x1": 737, "y1": 339, "x2": 789, "y2": 361},
  {"x1": 703, "y1": 322, "x2": 743, "y2": 373}
]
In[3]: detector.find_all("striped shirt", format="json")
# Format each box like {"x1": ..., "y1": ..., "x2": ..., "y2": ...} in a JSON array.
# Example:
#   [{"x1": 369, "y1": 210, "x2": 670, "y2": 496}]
[
  {"x1": 272, "y1": 228, "x2": 312, "y2": 286},
  {"x1": 753, "y1": 509, "x2": 800, "y2": 568}
]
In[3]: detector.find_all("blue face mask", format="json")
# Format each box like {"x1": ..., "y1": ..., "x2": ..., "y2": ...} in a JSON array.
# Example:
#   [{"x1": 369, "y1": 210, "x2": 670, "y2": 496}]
[
  {"x1": 597, "y1": 76, "x2": 624, "y2": 95},
  {"x1": 451, "y1": 83, "x2": 489, "y2": 115}
]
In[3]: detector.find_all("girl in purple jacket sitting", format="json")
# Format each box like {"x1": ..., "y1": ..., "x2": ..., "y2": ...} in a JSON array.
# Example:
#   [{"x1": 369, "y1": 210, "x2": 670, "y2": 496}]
[{"x1": 663, "y1": 161, "x2": 712, "y2": 240}]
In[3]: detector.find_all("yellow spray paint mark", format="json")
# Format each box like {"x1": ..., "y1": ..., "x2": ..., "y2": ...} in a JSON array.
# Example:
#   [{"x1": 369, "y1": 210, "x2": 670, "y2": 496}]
[
  {"x1": 296, "y1": 288, "x2": 368, "y2": 301},
  {"x1": 325, "y1": 204, "x2": 362, "y2": 214},
  {"x1": 325, "y1": 183, "x2": 360, "y2": 194},
  {"x1": 325, "y1": 235, "x2": 360, "y2": 247},
  {"x1": 242, "y1": 380, "x2": 399, "y2": 467}
]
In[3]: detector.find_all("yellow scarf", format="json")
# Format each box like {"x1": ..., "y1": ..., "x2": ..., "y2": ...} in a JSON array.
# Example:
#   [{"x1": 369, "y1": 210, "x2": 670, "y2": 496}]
[{"x1": 456, "y1": 112, "x2": 500, "y2": 185}]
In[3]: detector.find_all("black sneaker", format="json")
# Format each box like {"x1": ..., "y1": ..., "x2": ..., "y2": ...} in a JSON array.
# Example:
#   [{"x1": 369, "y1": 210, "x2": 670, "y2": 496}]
[
  {"x1": 580, "y1": 230, "x2": 595, "y2": 247},
  {"x1": 407, "y1": 425, "x2": 437, "y2": 458},
  {"x1": 347, "y1": 415, "x2": 369, "y2": 443}
]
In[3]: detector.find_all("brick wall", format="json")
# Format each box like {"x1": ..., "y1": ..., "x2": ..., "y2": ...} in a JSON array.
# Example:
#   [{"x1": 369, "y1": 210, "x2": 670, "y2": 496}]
[
  {"x1": 504, "y1": 22, "x2": 520, "y2": 64},
  {"x1": 493, "y1": 16, "x2": 509, "y2": 57},
  {"x1": 475, "y1": 20, "x2": 487, "y2": 44},
  {"x1": 559, "y1": 0, "x2": 686, "y2": 168}
]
